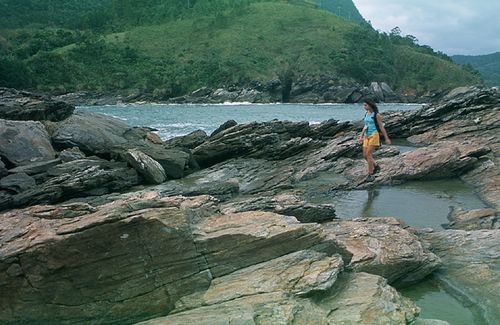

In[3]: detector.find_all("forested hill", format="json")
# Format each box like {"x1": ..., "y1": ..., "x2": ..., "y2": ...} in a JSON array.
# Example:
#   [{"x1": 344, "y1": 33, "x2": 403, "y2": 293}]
[
  {"x1": 452, "y1": 52, "x2": 500, "y2": 86},
  {"x1": 0, "y1": 0, "x2": 482, "y2": 97}
]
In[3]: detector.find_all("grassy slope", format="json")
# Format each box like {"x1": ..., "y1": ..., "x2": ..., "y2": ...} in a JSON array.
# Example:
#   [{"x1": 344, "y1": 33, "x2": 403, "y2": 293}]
[{"x1": 121, "y1": 2, "x2": 350, "y2": 81}]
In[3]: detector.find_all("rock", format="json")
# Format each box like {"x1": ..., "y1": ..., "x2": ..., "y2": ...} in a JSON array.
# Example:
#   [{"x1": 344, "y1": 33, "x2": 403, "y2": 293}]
[
  {"x1": 422, "y1": 229, "x2": 500, "y2": 325},
  {"x1": 319, "y1": 272, "x2": 419, "y2": 324},
  {"x1": 311, "y1": 119, "x2": 351, "y2": 138},
  {"x1": 153, "y1": 177, "x2": 239, "y2": 201},
  {"x1": 0, "y1": 119, "x2": 56, "y2": 167},
  {"x1": 191, "y1": 87, "x2": 212, "y2": 97},
  {"x1": 175, "y1": 250, "x2": 344, "y2": 312},
  {"x1": 448, "y1": 207, "x2": 498, "y2": 230},
  {"x1": 8, "y1": 159, "x2": 61, "y2": 175},
  {"x1": 164, "y1": 130, "x2": 208, "y2": 149},
  {"x1": 209, "y1": 119, "x2": 237, "y2": 137},
  {"x1": 210, "y1": 88, "x2": 238, "y2": 102},
  {"x1": 193, "y1": 120, "x2": 316, "y2": 168},
  {"x1": 145, "y1": 148, "x2": 191, "y2": 179},
  {"x1": 236, "y1": 89, "x2": 263, "y2": 102},
  {"x1": 370, "y1": 82, "x2": 384, "y2": 101},
  {"x1": 124, "y1": 149, "x2": 167, "y2": 184},
  {"x1": 380, "y1": 82, "x2": 401, "y2": 102},
  {"x1": 342, "y1": 140, "x2": 486, "y2": 187},
  {"x1": 52, "y1": 111, "x2": 131, "y2": 157},
  {"x1": 192, "y1": 211, "x2": 326, "y2": 277},
  {"x1": 58, "y1": 147, "x2": 86, "y2": 162},
  {"x1": 7, "y1": 158, "x2": 140, "y2": 210},
  {"x1": 170, "y1": 158, "x2": 295, "y2": 195},
  {"x1": 0, "y1": 193, "x2": 213, "y2": 324},
  {"x1": 322, "y1": 218, "x2": 441, "y2": 285},
  {"x1": 0, "y1": 173, "x2": 36, "y2": 193},
  {"x1": 138, "y1": 271, "x2": 419, "y2": 325},
  {"x1": 0, "y1": 160, "x2": 7, "y2": 178},
  {"x1": 0, "y1": 87, "x2": 74, "y2": 121},
  {"x1": 220, "y1": 192, "x2": 337, "y2": 223}
]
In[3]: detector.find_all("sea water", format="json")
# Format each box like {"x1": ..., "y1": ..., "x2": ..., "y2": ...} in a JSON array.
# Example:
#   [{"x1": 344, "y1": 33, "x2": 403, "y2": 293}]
[{"x1": 77, "y1": 102, "x2": 420, "y2": 139}]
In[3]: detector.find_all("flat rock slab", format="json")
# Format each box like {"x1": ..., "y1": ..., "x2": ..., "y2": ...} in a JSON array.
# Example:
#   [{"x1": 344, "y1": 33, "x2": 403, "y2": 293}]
[
  {"x1": 138, "y1": 272, "x2": 420, "y2": 325},
  {"x1": 192, "y1": 211, "x2": 325, "y2": 277},
  {"x1": 175, "y1": 250, "x2": 344, "y2": 312}
]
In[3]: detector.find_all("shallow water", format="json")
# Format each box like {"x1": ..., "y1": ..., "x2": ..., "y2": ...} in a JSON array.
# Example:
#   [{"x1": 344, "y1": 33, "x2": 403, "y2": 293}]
[
  {"x1": 400, "y1": 276, "x2": 487, "y2": 325},
  {"x1": 305, "y1": 178, "x2": 488, "y2": 229}
]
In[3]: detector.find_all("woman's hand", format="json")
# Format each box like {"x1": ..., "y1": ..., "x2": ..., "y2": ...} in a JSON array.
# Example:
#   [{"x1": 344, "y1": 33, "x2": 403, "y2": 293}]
[
  {"x1": 385, "y1": 138, "x2": 391, "y2": 145},
  {"x1": 358, "y1": 136, "x2": 363, "y2": 144}
]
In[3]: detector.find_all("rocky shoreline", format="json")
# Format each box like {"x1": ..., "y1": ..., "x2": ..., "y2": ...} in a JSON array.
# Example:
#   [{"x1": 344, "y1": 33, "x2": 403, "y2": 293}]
[
  {"x1": 0, "y1": 86, "x2": 498, "y2": 324},
  {"x1": 47, "y1": 80, "x2": 445, "y2": 106}
]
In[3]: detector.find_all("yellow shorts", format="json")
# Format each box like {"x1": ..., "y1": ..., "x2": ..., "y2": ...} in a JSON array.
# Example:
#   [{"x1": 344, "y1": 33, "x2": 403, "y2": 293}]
[{"x1": 363, "y1": 132, "x2": 380, "y2": 147}]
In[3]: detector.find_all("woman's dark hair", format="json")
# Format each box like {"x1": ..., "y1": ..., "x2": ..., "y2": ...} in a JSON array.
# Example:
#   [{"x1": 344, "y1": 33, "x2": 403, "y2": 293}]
[{"x1": 364, "y1": 99, "x2": 379, "y2": 114}]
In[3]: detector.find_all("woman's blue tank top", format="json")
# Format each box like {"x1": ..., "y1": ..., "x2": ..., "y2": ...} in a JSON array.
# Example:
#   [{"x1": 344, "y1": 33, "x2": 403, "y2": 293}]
[{"x1": 364, "y1": 112, "x2": 378, "y2": 136}]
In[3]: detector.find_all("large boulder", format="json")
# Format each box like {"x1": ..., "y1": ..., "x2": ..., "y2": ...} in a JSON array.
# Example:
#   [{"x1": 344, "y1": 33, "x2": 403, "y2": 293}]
[
  {"x1": 0, "y1": 193, "x2": 213, "y2": 324},
  {"x1": 323, "y1": 218, "x2": 441, "y2": 285},
  {"x1": 0, "y1": 119, "x2": 56, "y2": 167},
  {"x1": 51, "y1": 111, "x2": 134, "y2": 157},
  {"x1": 0, "y1": 87, "x2": 74, "y2": 121}
]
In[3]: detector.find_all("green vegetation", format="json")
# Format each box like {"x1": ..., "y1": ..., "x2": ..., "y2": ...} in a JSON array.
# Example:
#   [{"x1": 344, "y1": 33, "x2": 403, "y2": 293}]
[
  {"x1": 452, "y1": 52, "x2": 500, "y2": 86},
  {"x1": 0, "y1": 0, "x2": 482, "y2": 96}
]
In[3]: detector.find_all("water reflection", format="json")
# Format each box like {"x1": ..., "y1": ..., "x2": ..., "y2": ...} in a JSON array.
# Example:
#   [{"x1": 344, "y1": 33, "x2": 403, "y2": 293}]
[{"x1": 361, "y1": 188, "x2": 379, "y2": 217}]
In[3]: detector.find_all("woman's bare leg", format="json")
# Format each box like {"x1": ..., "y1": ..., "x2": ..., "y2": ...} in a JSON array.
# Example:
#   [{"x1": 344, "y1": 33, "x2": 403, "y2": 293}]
[{"x1": 365, "y1": 145, "x2": 376, "y2": 174}]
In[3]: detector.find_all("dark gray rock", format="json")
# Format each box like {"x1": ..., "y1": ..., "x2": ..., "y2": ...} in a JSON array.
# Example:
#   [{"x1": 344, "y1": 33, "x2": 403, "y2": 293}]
[
  {"x1": 0, "y1": 87, "x2": 74, "y2": 121},
  {"x1": 0, "y1": 173, "x2": 36, "y2": 193},
  {"x1": 164, "y1": 130, "x2": 208, "y2": 149},
  {"x1": 59, "y1": 147, "x2": 86, "y2": 162},
  {"x1": 51, "y1": 111, "x2": 131, "y2": 157},
  {"x1": 145, "y1": 148, "x2": 191, "y2": 179},
  {"x1": 210, "y1": 120, "x2": 237, "y2": 137},
  {"x1": 7, "y1": 158, "x2": 140, "y2": 210},
  {"x1": 0, "y1": 119, "x2": 56, "y2": 167},
  {"x1": 193, "y1": 120, "x2": 317, "y2": 168},
  {"x1": 220, "y1": 192, "x2": 337, "y2": 223},
  {"x1": 8, "y1": 159, "x2": 61, "y2": 175},
  {"x1": 0, "y1": 160, "x2": 7, "y2": 178},
  {"x1": 311, "y1": 119, "x2": 351, "y2": 138}
]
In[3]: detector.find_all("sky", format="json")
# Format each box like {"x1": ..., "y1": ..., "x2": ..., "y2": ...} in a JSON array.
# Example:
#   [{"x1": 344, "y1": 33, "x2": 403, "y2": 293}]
[{"x1": 351, "y1": 0, "x2": 500, "y2": 56}]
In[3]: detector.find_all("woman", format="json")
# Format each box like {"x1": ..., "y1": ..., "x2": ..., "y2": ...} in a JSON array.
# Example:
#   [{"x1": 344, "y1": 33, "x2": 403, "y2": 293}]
[{"x1": 358, "y1": 99, "x2": 391, "y2": 182}]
